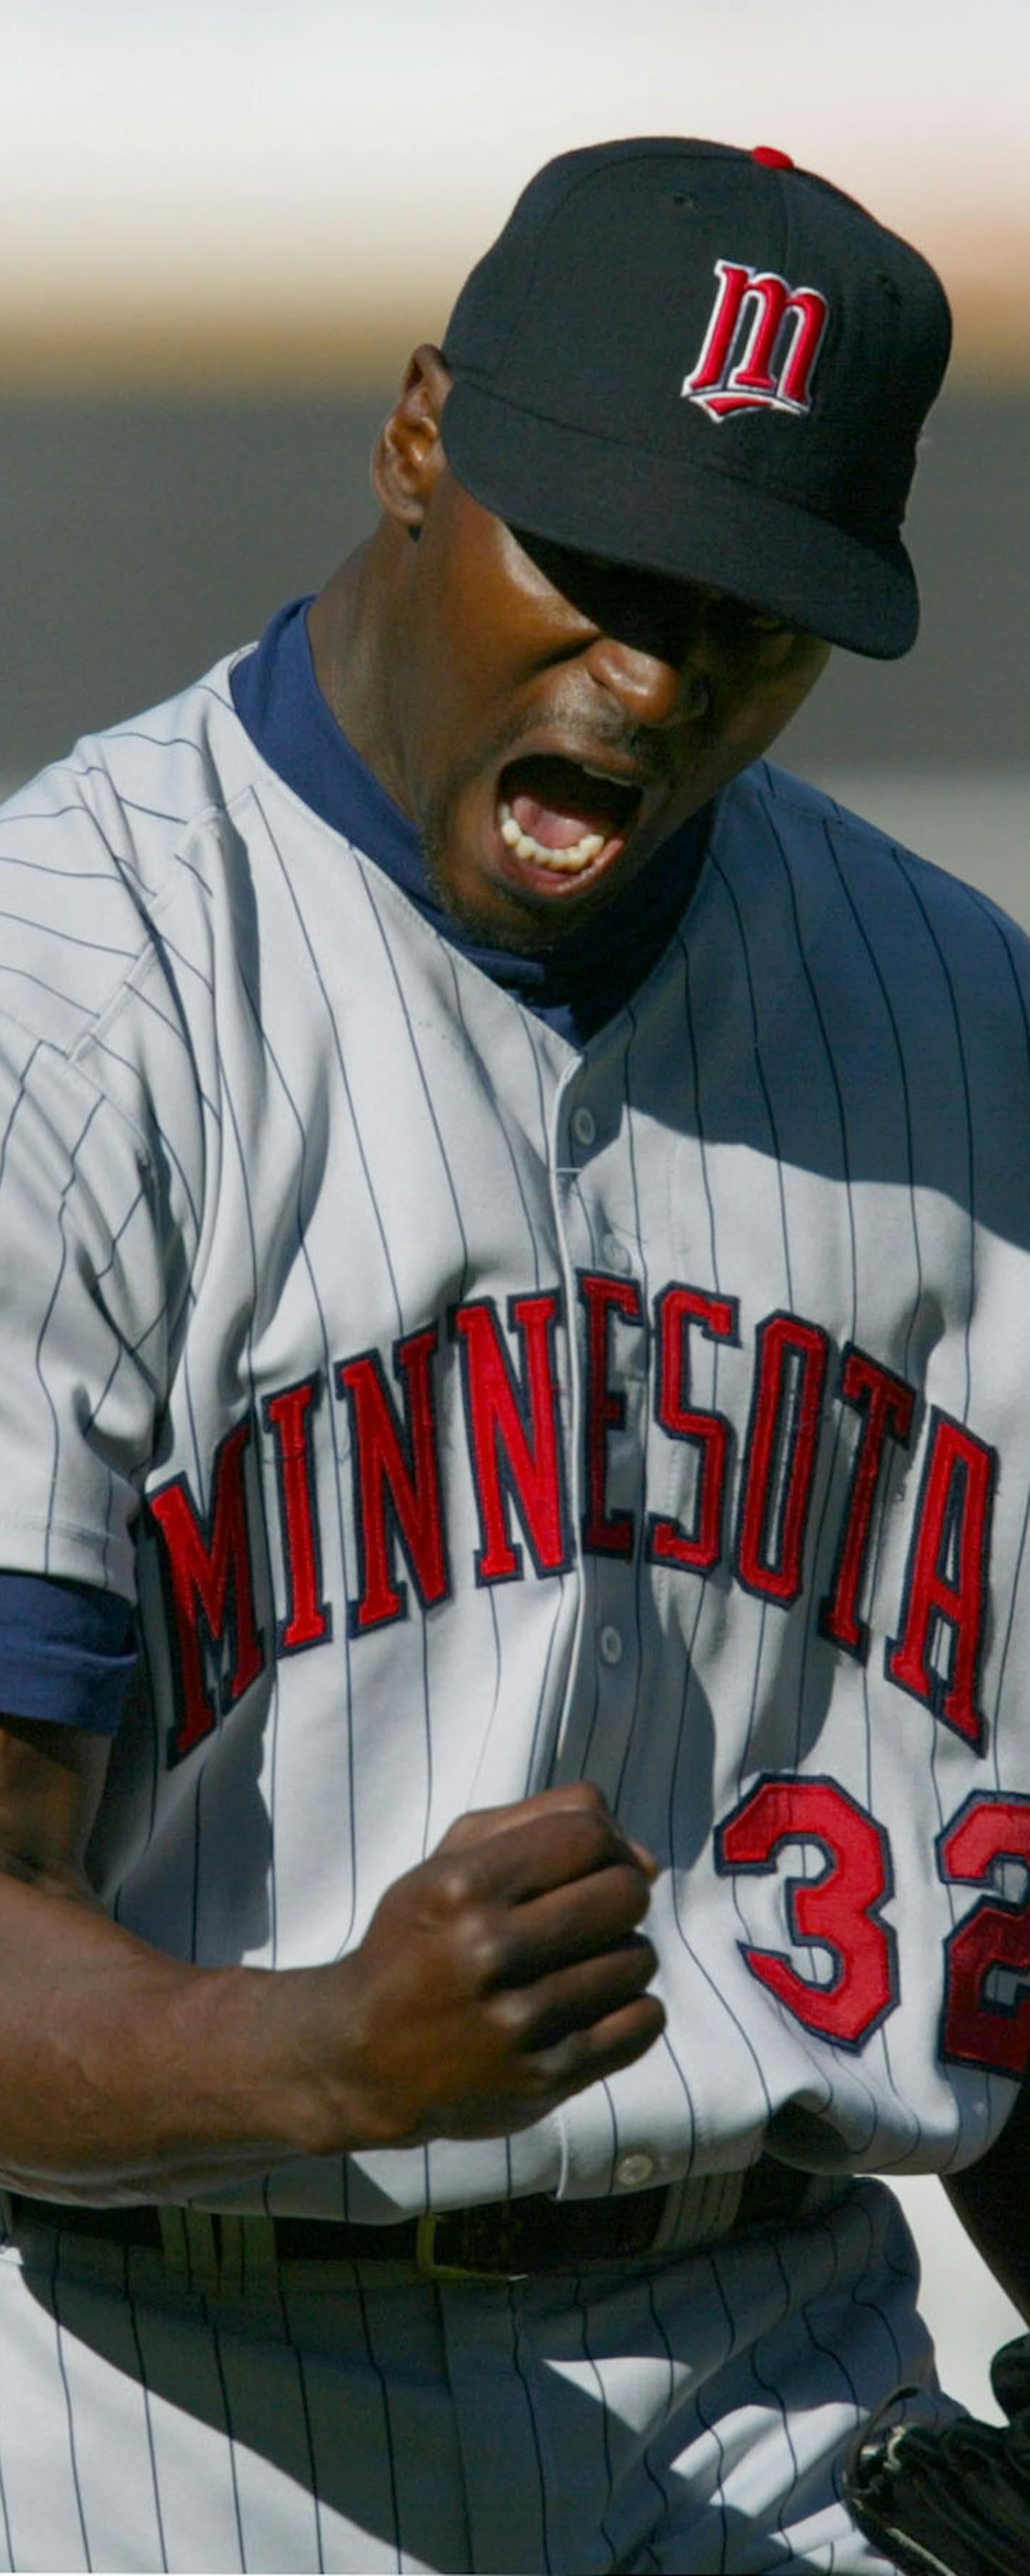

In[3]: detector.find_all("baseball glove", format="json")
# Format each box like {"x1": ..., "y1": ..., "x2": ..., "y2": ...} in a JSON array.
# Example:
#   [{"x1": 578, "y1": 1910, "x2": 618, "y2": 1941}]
[{"x1": 842, "y1": 2332, "x2": 1030, "y2": 2575}]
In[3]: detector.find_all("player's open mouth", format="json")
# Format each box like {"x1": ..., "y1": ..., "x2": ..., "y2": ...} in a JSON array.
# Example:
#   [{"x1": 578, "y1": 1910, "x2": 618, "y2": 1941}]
[{"x1": 495, "y1": 754, "x2": 643, "y2": 876}]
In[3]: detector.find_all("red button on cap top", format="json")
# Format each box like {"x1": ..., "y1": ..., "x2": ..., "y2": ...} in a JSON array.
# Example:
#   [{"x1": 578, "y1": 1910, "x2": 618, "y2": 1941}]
[{"x1": 752, "y1": 145, "x2": 795, "y2": 169}]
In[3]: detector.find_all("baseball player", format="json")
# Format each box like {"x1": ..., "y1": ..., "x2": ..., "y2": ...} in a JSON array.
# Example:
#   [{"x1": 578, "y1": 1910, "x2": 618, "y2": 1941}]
[{"x1": 0, "y1": 133, "x2": 1024, "y2": 2575}]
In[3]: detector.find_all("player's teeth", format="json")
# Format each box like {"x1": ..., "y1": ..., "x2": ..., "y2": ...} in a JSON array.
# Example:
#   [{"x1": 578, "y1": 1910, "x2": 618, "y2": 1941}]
[{"x1": 498, "y1": 802, "x2": 608, "y2": 870}]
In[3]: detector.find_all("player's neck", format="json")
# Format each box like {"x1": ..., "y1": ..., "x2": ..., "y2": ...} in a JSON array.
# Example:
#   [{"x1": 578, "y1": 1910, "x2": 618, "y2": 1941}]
[{"x1": 308, "y1": 535, "x2": 414, "y2": 821}]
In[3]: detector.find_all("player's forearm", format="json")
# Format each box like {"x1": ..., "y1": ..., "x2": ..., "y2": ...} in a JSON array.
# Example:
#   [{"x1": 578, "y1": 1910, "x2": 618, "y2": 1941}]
[
  {"x1": 0, "y1": 1870, "x2": 346, "y2": 2201},
  {"x1": 0, "y1": 1788, "x2": 663, "y2": 2202}
]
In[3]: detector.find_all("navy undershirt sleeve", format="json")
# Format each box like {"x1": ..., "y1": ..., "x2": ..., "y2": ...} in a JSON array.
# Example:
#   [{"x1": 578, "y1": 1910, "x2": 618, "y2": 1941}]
[{"x1": 0, "y1": 1574, "x2": 138, "y2": 1732}]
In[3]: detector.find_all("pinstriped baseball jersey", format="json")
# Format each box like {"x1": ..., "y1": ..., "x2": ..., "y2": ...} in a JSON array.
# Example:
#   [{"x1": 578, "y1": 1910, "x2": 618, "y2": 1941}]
[{"x1": 2, "y1": 643, "x2": 1030, "y2": 2243}]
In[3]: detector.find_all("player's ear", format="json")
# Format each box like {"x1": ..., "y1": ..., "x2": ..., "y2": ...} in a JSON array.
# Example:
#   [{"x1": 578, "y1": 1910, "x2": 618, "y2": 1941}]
[{"x1": 373, "y1": 345, "x2": 452, "y2": 531}]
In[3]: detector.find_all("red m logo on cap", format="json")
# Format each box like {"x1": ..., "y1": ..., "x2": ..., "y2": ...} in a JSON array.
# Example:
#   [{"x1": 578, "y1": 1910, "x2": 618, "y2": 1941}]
[{"x1": 683, "y1": 260, "x2": 830, "y2": 420}]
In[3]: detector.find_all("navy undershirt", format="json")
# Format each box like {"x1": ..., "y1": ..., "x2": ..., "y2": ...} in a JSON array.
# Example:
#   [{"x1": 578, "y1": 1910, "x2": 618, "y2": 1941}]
[{"x1": 4, "y1": 596, "x2": 710, "y2": 1725}]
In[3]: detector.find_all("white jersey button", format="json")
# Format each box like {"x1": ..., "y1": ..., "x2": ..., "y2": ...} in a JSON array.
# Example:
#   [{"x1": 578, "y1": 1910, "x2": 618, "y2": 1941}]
[
  {"x1": 571, "y1": 1105, "x2": 596, "y2": 1148},
  {"x1": 614, "y1": 2150, "x2": 657, "y2": 2188},
  {"x1": 599, "y1": 1624, "x2": 623, "y2": 1665},
  {"x1": 601, "y1": 1232, "x2": 632, "y2": 1274}
]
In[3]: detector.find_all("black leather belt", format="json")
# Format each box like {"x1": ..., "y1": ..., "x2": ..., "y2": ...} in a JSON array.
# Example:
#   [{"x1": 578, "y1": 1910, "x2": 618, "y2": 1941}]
[{"x1": 5, "y1": 2159, "x2": 832, "y2": 2282}]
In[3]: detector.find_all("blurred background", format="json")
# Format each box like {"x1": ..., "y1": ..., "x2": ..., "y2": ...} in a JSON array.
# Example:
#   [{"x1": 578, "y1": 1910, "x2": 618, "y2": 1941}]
[{"x1": 3, "y1": 0, "x2": 1026, "y2": 2412}]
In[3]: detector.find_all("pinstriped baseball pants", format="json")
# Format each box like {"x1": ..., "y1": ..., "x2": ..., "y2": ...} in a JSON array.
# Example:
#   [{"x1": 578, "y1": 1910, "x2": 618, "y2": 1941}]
[{"x1": 0, "y1": 2182, "x2": 940, "y2": 2572}]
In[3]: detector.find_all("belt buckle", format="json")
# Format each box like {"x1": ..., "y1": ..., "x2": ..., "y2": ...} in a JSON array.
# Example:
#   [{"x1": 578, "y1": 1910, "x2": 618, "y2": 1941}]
[{"x1": 414, "y1": 2211, "x2": 528, "y2": 2284}]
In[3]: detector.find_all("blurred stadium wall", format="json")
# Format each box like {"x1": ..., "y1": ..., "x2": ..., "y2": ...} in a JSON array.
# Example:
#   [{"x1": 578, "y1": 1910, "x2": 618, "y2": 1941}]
[{"x1": 1, "y1": 6, "x2": 1027, "y2": 814}]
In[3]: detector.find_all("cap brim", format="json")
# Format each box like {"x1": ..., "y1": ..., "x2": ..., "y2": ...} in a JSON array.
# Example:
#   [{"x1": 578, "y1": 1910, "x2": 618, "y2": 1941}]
[{"x1": 441, "y1": 382, "x2": 919, "y2": 660}]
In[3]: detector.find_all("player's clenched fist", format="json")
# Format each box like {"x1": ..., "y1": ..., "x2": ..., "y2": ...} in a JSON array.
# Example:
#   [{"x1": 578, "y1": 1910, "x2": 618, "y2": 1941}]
[{"x1": 309, "y1": 1784, "x2": 665, "y2": 2148}]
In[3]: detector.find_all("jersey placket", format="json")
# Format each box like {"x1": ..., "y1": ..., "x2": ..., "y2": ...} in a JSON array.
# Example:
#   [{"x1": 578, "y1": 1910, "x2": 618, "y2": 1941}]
[{"x1": 546, "y1": 1042, "x2": 650, "y2": 1797}]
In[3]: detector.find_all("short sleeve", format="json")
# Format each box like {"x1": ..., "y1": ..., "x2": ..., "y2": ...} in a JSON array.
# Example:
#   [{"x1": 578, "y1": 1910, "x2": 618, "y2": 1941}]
[{"x1": 0, "y1": 1022, "x2": 169, "y2": 1601}]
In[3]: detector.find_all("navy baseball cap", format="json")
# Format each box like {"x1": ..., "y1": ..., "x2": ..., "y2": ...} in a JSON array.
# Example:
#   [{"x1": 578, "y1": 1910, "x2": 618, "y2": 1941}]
[{"x1": 440, "y1": 139, "x2": 952, "y2": 657}]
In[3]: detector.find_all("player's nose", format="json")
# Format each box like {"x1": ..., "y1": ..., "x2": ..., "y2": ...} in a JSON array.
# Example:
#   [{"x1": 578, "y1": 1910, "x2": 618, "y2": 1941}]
[{"x1": 583, "y1": 630, "x2": 711, "y2": 729}]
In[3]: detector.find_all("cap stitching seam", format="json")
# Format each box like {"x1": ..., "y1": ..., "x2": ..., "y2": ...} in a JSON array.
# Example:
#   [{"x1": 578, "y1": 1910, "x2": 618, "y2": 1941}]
[{"x1": 480, "y1": 145, "x2": 732, "y2": 382}]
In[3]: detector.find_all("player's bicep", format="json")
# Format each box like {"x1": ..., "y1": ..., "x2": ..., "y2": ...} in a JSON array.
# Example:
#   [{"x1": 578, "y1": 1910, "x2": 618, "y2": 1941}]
[
  {"x1": 0, "y1": 1714, "x2": 114, "y2": 1896},
  {"x1": 0, "y1": 1570, "x2": 139, "y2": 1892}
]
